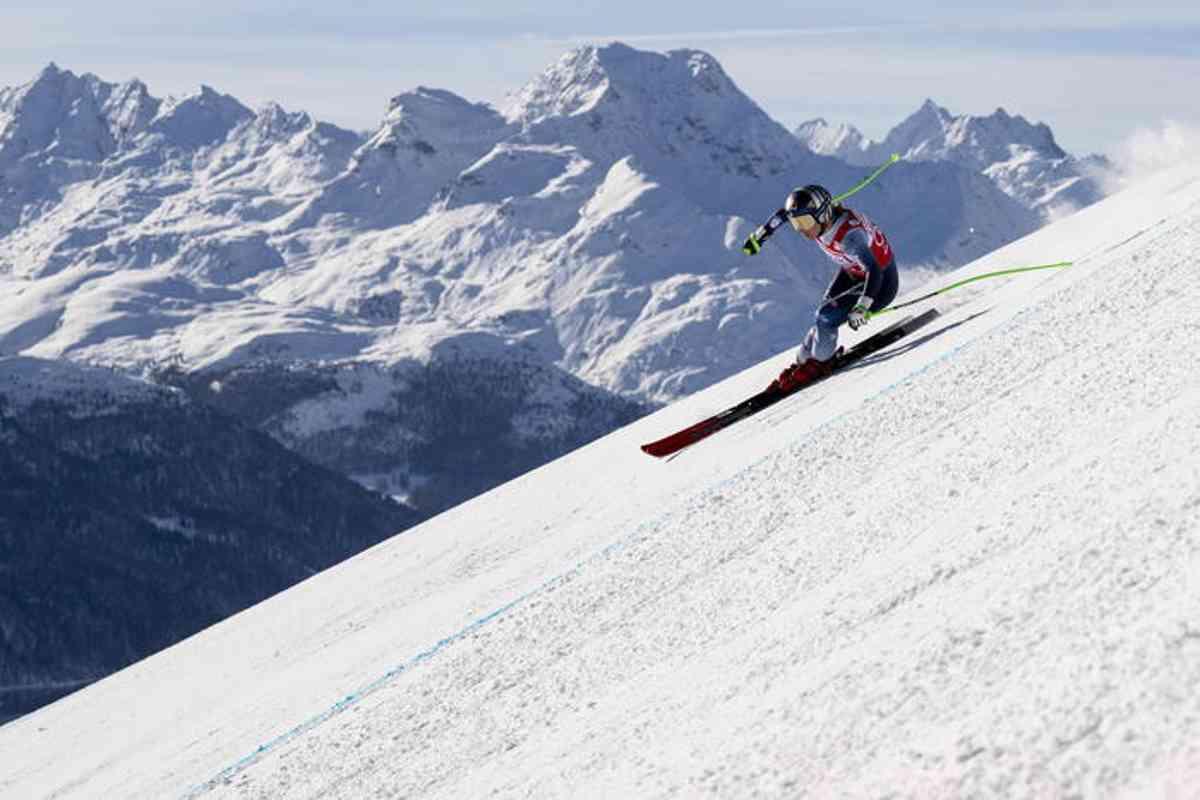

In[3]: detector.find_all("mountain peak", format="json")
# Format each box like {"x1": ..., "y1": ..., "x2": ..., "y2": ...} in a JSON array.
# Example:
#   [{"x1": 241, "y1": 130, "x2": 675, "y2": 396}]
[
  {"x1": 906, "y1": 98, "x2": 952, "y2": 126},
  {"x1": 100, "y1": 78, "x2": 161, "y2": 142},
  {"x1": 503, "y1": 42, "x2": 744, "y2": 127},
  {"x1": 385, "y1": 86, "x2": 491, "y2": 120},
  {"x1": 147, "y1": 85, "x2": 253, "y2": 150},
  {"x1": 0, "y1": 63, "x2": 120, "y2": 165},
  {"x1": 982, "y1": 106, "x2": 1062, "y2": 155},
  {"x1": 878, "y1": 98, "x2": 1067, "y2": 165},
  {"x1": 375, "y1": 86, "x2": 506, "y2": 154},
  {"x1": 38, "y1": 62, "x2": 65, "y2": 80},
  {"x1": 19, "y1": 62, "x2": 83, "y2": 99},
  {"x1": 502, "y1": 45, "x2": 612, "y2": 122},
  {"x1": 794, "y1": 117, "x2": 867, "y2": 160},
  {"x1": 791, "y1": 94, "x2": 1100, "y2": 214},
  {"x1": 587, "y1": 43, "x2": 737, "y2": 96},
  {"x1": 249, "y1": 101, "x2": 315, "y2": 137}
]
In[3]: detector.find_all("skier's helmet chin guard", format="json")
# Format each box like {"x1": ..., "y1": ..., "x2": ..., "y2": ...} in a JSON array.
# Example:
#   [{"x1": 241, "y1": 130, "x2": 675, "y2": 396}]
[{"x1": 785, "y1": 184, "x2": 834, "y2": 233}]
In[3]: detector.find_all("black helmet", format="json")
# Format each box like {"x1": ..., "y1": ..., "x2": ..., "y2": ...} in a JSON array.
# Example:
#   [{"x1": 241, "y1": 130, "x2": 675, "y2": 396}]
[{"x1": 785, "y1": 184, "x2": 834, "y2": 232}]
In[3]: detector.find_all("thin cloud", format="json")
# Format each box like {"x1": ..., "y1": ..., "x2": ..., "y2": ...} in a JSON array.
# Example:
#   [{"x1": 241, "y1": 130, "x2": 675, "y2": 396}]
[
  {"x1": 550, "y1": 26, "x2": 901, "y2": 45},
  {"x1": 1111, "y1": 121, "x2": 1200, "y2": 183}
]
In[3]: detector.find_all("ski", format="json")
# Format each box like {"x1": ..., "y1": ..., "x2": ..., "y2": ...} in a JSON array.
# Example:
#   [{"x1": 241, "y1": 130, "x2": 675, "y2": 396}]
[{"x1": 640, "y1": 308, "x2": 941, "y2": 458}]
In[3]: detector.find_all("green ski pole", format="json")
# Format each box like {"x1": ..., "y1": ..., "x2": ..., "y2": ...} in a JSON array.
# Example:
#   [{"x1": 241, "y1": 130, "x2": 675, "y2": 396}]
[
  {"x1": 868, "y1": 261, "x2": 1073, "y2": 319},
  {"x1": 834, "y1": 153, "x2": 902, "y2": 203}
]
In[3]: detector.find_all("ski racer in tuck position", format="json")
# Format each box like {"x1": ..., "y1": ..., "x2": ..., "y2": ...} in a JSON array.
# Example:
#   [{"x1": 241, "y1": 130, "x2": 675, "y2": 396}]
[{"x1": 742, "y1": 184, "x2": 899, "y2": 392}]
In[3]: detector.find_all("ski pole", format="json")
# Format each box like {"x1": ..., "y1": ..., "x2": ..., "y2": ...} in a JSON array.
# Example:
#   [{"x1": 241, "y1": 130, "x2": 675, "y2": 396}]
[
  {"x1": 868, "y1": 261, "x2": 1073, "y2": 318},
  {"x1": 834, "y1": 153, "x2": 902, "y2": 203}
]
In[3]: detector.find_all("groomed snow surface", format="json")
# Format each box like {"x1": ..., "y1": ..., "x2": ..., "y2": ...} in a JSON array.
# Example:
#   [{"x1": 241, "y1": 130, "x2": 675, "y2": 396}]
[{"x1": 4, "y1": 160, "x2": 1200, "y2": 799}]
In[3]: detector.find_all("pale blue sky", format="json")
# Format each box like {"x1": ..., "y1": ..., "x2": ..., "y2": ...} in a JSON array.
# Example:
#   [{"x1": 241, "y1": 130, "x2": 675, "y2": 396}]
[{"x1": 3, "y1": 2, "x2": 1199, "y2": 156}]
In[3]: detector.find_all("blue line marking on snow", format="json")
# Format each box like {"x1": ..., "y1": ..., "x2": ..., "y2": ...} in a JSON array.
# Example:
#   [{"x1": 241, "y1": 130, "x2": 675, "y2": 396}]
[
  {"x1": 183, "y1": 526, "x2": 649, "y2": 797},
  {"x1": 185, "y1": 598, "x2": 533, "y2": 795},
  {"x1": 185, "y1": 302, "x2": 1045, "y2": 797}
]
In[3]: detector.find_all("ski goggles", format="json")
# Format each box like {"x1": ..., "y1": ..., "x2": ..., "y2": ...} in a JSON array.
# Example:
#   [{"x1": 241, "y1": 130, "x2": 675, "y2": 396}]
[{"x1": 787, "y1": 209, "x2": 821, "y2": 233}]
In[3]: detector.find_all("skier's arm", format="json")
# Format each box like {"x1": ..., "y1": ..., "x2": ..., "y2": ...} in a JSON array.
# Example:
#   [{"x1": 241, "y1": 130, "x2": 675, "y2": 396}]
[
  {"x1": 841, "y1": 228, "x2": 886, "y2": 303},
  {"x1": 842, "y1": 228, "x2": 888, "y2": 330},
  {"x1": 742, "y1": 209, "x2": 788, "y2": 255}
]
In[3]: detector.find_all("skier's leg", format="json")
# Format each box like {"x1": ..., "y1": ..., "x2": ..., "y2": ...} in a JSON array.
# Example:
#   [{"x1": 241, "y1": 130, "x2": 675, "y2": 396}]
[
  {"x1": 808, "y1": 272, "x2": 862, "y2": 361},
  {"x1": 795, "y1": 327, "x2": 817, "y2": 362},
  {"x1": 872, "y1": 263, "x2": 899, "y2": 311}
]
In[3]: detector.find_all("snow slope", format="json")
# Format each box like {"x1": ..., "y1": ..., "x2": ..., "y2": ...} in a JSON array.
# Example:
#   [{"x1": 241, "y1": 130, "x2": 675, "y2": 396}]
[{"x1": 3, "y1": 159, "x2": 1199, "y2": 797}]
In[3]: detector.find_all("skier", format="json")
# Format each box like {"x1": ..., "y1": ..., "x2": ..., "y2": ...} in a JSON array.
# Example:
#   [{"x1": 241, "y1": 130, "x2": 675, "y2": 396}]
[{"x1": 741, "y1": 184, "x2": 899, "y2": 391}]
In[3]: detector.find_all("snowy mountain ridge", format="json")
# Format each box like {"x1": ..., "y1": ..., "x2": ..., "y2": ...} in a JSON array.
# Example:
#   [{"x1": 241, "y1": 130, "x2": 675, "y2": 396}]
[
  {"x1": 795, "y1": 98, "x2": 1109, "y2": 218},
  {"x1": 1, "y1": 46, "x2": 1049, "y2": 407},
  {"x1": 793, "y1": 117, "x2": 868, "y2": 161}
]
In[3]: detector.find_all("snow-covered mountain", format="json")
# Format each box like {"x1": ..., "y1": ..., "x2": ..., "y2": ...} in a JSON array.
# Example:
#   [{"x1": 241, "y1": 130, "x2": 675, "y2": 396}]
[
  {"x1": 0, "y1": 57, "x2": 648, "y2": 507},
  {"x1": 793, "y1": 117, "x2": 868, "y2": 161},
  {"x1": 796, "y1": 99, "x2": 1109, "y2": 219},
  {"x1": 1, "y1": 48, "x2": 1042, "y2": 405},
  {"x1": 4, "y1": 151, "x2": 1196, "y2": 798}
]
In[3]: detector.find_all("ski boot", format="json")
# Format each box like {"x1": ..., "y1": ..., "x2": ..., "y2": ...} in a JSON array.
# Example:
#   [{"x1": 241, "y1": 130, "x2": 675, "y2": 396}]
[
  {"x1": 772, "y1": 358, "x2": 828, "y2": 393},
  {"x1": 771, "y1": 346, "x2": 843, "y2": 393}
]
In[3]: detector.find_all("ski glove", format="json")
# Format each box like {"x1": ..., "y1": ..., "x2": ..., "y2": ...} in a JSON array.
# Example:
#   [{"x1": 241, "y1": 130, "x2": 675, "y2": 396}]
[
  {"x1": 848, "y1": 296, "x2": 874, "y2": 330},
  {"x1": 742, "y1": 223, "x2": 774, "y2": 255}
]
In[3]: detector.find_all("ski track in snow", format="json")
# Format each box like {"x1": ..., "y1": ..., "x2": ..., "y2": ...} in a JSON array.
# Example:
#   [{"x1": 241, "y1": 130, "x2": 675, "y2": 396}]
[
  {"x1": 4, "y1": 166, "x2": 1200, "y2": 800},
  {"x1": 187, "y1": 194, "x2": 1200, "y2": 797}
]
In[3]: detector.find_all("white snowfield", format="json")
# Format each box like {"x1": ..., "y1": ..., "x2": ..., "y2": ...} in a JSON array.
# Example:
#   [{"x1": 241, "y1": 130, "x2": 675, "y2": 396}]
[{"x1": 4, "y1": 159, "x2": 1200, "y2": 798}]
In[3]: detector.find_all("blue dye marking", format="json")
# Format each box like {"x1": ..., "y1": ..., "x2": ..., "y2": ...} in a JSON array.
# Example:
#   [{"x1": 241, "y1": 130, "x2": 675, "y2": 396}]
[{"x1": 183, "y1": 522, "x2": 654, "y2": 797}]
